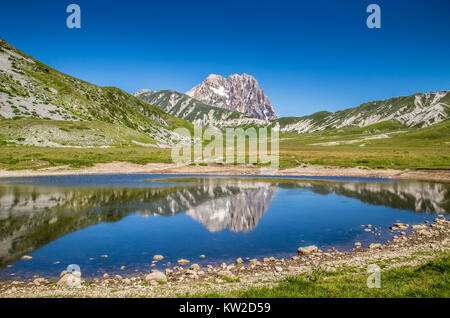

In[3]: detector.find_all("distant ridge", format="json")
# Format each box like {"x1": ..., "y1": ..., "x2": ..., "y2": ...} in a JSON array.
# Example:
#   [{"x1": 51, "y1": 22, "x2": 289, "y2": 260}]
[{"x1": 273, "y1": 90, "x2": 450, "y2": 133}]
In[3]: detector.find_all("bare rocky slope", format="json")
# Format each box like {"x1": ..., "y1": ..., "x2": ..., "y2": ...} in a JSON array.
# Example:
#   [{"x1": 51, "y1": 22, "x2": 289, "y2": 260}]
[{"x1": 134, "y1": 89, "x2": 265, "y2": 127}]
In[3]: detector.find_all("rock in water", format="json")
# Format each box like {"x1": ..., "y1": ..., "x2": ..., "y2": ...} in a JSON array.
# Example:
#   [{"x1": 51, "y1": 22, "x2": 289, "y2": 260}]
[
  {"x1": 153, "y1": 255, "x2": 164, "y2": 261},
  {"x1": 297, "y1": 245, "x2": 319, "y2": 255},
  {"x1": 186, "y1": 73, "x2": 277, "y2": 120}
]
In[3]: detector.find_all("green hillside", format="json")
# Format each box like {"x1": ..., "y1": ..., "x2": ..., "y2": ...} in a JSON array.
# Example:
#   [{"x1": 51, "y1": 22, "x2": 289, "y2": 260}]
[{"x1": 0, "y1": 38, "x2": 193, "y2": 146}]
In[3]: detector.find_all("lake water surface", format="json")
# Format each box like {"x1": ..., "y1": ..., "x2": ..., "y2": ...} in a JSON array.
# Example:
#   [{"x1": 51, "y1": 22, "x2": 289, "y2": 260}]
[{"x1": 0, "y1": 174, "x2": 448, "y2": 279}]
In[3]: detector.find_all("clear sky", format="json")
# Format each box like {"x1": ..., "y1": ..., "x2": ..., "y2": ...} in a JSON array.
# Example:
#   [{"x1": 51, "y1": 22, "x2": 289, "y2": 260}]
[{"x1": 0, "y1": 0, "x2": 449, "y2": 117}]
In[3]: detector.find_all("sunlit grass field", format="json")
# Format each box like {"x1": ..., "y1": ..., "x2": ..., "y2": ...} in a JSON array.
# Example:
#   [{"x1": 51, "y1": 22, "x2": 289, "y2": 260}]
[{"x1": 0, "y1": 119, "x2": 448, "y2": 170}]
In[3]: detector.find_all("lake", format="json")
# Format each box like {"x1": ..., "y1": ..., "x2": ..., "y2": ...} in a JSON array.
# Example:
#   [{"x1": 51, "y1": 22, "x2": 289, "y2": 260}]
[{"x1": 0, "y1": 174, "x2": 448, "y2": 280}]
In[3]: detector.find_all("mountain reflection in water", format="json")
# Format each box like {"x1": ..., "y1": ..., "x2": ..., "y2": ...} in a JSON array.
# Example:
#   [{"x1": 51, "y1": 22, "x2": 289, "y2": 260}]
[{"x1": 0, "y1": 176, "x2": 448, "y2": 275}]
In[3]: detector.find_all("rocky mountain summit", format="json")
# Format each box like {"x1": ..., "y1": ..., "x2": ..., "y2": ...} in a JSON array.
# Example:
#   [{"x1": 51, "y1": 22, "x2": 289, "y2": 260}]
[{"x1": 186, "y1": 73, "x2": 278, "y2": 120}]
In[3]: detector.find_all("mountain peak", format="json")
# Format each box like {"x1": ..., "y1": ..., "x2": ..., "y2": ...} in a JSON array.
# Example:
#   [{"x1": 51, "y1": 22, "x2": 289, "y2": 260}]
[
  {"x1": 133, "y1": 88, "x2": 152, "y2": 97},
  {"x1": 186, "y1": 73, "x2": 277, "y2": 120}
]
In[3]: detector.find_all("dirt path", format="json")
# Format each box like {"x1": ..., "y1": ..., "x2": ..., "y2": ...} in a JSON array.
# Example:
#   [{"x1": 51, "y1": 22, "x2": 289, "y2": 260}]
[{"x1": 0, "y1": 162, "x2": 449, "y2": 182}]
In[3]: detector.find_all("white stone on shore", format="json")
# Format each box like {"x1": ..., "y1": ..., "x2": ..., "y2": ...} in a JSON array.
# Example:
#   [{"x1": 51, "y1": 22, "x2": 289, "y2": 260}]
[
  {"x1": 145, "y1": 271, "x2": 167, "y2": 283},
  {"x1": 297, "y1": 245, "x2": 319, "y2": 255},
  {"x1": 57, "y1": 272, "x2": 82, "y2": 288}
]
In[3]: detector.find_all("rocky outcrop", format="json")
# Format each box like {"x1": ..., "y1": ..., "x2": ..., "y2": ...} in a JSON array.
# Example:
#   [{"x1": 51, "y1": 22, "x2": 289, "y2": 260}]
[{"x1": 186, "y1": 74, "x2": 277, "y2": 120}]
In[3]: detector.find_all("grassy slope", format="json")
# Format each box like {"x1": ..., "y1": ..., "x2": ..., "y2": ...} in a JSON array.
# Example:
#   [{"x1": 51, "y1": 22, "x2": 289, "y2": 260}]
[
  {"x1": 0, "y1": 118, "x2": 158, "y2": 147},
  {"x1": 189, "y1": 252, "x2": 450, "y2": 298},
  {"x1": 0, "y1": 38, "x2": 193, "y2": 144}
]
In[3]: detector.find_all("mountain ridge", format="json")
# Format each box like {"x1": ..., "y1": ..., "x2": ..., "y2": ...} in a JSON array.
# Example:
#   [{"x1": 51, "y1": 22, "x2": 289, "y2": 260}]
[
  {"x1": 273, "y1": 90, "x2": 450, "y2": 133},
  {"x1": 134, "y1": 89, "x2": 267, "y2": 127}
]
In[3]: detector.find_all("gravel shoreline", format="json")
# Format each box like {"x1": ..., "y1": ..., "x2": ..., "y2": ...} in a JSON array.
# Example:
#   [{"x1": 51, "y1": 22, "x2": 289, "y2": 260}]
[
  {"x1": 1, "y1": 216, "x2": 448, "y2": 298},
  {"x1": 0, "y1": 162, "x2": 449, "y2": 183}
]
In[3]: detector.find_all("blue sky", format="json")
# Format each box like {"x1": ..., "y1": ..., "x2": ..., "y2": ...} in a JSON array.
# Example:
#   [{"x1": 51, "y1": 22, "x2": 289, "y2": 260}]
[{"x1": 0, "y1": 0, "x2": 449, "y2": 117}]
